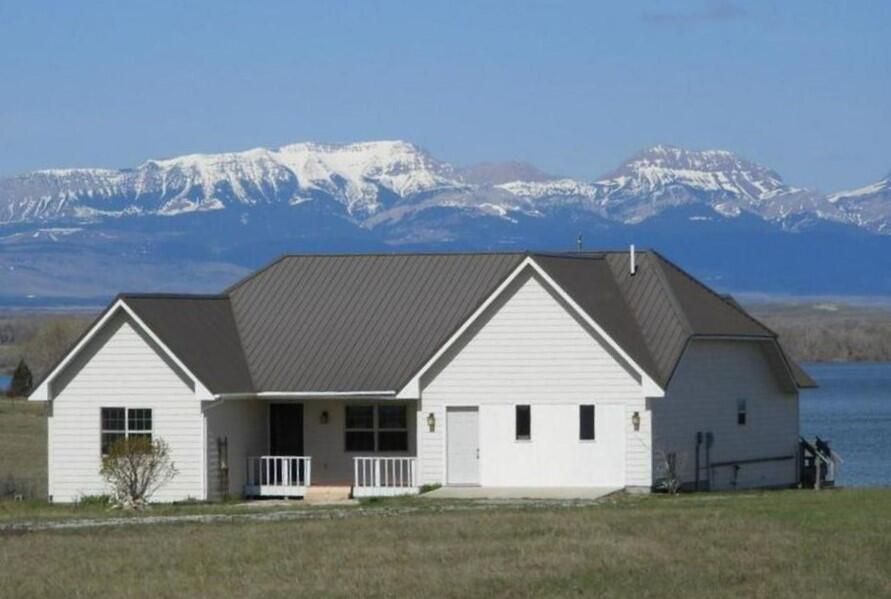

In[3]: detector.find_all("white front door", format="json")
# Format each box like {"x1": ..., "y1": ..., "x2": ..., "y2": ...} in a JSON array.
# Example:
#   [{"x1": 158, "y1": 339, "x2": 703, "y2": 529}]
[{"x1": 447, "y1": 407, "x2": 479, "y2": 485}]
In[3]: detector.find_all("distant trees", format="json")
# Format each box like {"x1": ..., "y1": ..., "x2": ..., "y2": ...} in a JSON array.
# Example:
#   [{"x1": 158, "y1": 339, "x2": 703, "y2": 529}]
[
  {"x1": 7, "y1": 359, "x2": 33, "y2": 397},
  {"x1": 22, "y1": 317, "x2": 90, "y2": 379}
]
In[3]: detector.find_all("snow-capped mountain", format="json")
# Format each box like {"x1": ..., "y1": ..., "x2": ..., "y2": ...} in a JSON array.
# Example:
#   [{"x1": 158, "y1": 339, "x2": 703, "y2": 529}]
[
  {"x1": 826, "y1": 173, "x2": 891, "y2": 234},
  {"x1": 2, "y1": 139, "x2": 891, "y2": 301},
  {"x1": 0, "y1": 141, "x2": 465, "y2": 224}
]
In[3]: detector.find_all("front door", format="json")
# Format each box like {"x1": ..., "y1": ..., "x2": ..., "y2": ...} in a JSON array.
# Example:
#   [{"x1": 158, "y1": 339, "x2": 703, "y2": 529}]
[
  {"x1": 447, "y1": 407, "x2": 479, "y2": 485},
  {"x1": 270, "y1": 403, "x2": 304, "y2": 456}
]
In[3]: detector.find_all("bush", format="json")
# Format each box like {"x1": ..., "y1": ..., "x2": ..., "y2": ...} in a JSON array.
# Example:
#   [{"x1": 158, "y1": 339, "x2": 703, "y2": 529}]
[
  {"x1": 76, "y1": 494, "x2": 112, "y2": 508},
  {"x1": 100, "y1": 437, "x2": 178, "y2": 510}
]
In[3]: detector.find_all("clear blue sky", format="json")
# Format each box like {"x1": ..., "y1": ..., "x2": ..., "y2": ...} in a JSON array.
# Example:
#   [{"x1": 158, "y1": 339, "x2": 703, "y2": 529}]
[{"x1": 1, "y1": 1, "x2": 888, "y2": 191}]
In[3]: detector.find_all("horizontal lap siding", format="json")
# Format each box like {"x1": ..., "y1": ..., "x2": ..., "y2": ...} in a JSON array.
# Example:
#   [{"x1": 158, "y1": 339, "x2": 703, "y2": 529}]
[
  {"x1": 49, "y1": 314, "x2": 204, "y2": 502},
  {"x1": 420, "y1": 271, "x2": 646, "y2": 487},
  {"x1": 651, "y1": 339, "x2": 799, "y2": 490}
]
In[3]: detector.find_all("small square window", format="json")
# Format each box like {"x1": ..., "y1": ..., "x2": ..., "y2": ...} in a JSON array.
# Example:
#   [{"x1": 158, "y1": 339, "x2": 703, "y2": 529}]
[
  {"x1": 737, "y1": 399, "x2": 747, "y2": 426},
  {"x1": 345, "y1": 431, "x2": 375, "y2": 452},
  {"x1": 345, "y1": 406, "x2": 374, "y2": 429},
  {"x1": 516, "y1": 405, "x2": 531, "y2": 440},
  {"x1": 579, "y1": 405, "x2": 595, "y2": 440}
]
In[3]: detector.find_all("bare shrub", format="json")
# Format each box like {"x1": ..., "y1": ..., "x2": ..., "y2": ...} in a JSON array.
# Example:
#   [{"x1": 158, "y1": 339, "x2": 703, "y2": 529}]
[{"x1": 100, "y1": 437, "x2": 178, "y2": 510}]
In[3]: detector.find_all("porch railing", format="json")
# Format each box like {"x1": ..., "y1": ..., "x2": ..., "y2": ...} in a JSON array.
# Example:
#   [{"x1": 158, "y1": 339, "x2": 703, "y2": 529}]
[
  {"x1": 353, "y1": 457, "x2": 419, "y2": 497},
  {"x1": 245, "y1": 456, "x2": 311, "y2": 497}
]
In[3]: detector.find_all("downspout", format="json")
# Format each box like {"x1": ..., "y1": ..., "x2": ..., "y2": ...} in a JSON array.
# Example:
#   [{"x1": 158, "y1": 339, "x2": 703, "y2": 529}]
[
  {"x1": 694, "y1": 432, "x2": 702, "y2": 491},
  {"x1": 705, "y1": 432, "x2": 714, "y2": 491}
]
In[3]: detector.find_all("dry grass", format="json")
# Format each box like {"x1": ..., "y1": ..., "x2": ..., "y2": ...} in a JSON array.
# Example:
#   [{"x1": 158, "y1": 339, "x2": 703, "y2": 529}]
[
  {"x1": 0, "y1": 398, "x2": 46, "y2": 500},
  {"x1": 0, "y1": 489, "x2": 889, "y2": 598}
]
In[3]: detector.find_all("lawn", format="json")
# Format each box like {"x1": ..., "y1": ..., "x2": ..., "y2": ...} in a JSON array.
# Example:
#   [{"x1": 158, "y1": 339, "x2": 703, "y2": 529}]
[
  {"x1": 0, "y1": 490, "x2": 889, "y2": 598},
  {"x1": 0, "y1": 398, "x2": 46, "y2": 500},
  {"x1": 2, "y1": 398, "x2": 890, "y2": 597}
]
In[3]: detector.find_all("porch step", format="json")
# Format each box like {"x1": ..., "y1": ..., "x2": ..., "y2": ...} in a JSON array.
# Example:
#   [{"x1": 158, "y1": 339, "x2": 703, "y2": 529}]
[{"x1": 304, "y1": 485, "x2": 354, "y2": 504}]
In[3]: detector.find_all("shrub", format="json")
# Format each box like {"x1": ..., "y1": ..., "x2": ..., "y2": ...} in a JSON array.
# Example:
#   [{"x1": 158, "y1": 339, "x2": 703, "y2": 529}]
[
  {"x1": 100, "y1": 437, "x2": 178, "y2": 510},
  {"x1": 76, "y1": 494, "x2": 112, "y2": 507}
]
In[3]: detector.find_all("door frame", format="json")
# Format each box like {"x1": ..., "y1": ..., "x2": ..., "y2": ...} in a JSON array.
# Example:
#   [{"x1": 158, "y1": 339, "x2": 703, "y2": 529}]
[
  {"x1": 445, "y1": 405, "x2": 480, "y2": 486},
  {"x1": 267, "y1": 402, "x2": 305, "y2": 456}
]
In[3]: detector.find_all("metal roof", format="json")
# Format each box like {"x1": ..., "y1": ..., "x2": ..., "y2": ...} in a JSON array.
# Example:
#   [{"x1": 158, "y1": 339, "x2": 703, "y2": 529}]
[{"x1": 67, "y1": 250, "x2": 813, "y2": 395}]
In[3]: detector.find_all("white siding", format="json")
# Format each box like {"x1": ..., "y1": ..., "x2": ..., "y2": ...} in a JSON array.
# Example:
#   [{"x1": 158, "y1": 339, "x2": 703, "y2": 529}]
[
  {"x1": 48, "y1": 313, "x2": 204, "y2": 502},
  {"x1": 651, "y1": 339, "x2": 799, "y2": 490},
  {"x1": 419, "y1": 270, "x2": 647, "y2": 488},
  {"x1": 205, "y1": 400, "x2": 267, "y2": 499}
]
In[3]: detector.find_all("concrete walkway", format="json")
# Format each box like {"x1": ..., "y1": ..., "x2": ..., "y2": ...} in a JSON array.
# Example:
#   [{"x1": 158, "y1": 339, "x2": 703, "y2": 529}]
[{"x1": 423, "y1": 486, "x2": 620, "y2": 500}]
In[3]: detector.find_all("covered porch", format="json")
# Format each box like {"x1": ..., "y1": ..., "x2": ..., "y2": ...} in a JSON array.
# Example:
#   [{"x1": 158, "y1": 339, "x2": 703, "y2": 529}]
[{"x1": 206, "y1": 398, "x2": 420, "y2": 500}]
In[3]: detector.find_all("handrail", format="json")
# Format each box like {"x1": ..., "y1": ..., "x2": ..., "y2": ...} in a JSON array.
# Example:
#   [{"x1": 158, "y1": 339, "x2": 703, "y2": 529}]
[
  {"x1": 353, "y1": 456, "x2": 417, "y2": 490},
  {"x1": 246, "y1": 456, "x2": 311, "y2": 488}
]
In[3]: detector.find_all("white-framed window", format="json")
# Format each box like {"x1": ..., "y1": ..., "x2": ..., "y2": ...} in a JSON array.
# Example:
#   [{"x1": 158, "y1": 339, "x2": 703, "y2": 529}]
[
  {"x1": 579, "y1": 405, "x2": 595, "y2": 440},
  {"x1": 344, "y1": 405, "x2": 408, "y2": 452},
  {"x1": 100, "y1": 407, "x2": 152, "y2": 455},
  {"x1": 737, "y1": 399, "x2": 747, "y2": 426}
]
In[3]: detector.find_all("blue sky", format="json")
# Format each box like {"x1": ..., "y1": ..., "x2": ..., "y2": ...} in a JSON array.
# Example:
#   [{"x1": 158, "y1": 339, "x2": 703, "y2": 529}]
[{"x1": 0, "y1": 1, "x2": 888, "y2": 191}]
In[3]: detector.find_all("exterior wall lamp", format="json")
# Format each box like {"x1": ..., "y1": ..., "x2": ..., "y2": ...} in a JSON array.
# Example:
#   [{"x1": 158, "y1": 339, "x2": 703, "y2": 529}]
[
  {"x1": 427, "y1": 412, "x2": 436, "y2": 432},
  {"x1": 632, "y1": 411, "x2": 641, "y2": 432}
]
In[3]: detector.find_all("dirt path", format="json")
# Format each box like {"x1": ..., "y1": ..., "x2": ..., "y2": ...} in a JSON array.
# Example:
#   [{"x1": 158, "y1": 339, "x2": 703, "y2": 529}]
[{"x1": 0, "y1": 497, "x2": 615, "y2": 534}]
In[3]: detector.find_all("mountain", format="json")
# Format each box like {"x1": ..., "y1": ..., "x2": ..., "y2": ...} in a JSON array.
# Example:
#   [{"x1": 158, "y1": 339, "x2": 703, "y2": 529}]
[
  {"x1": 1, "y1": 140, "x2": 890, "y2": 303},
  {"x1": 827, "y1": 173, "x2": 891, "y2": 234}
]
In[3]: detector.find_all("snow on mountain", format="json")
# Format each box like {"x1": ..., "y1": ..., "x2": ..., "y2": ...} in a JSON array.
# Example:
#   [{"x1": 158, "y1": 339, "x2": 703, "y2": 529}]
[
  {"x1": 0, "y1": 139, "x2": 887, "y2": 235},
  {"x1": 0, "y1": 140, "x2": 465, "y2": 223},
  {"x1": 826, "y1": 174, "x2": 891, "y2": 233}
]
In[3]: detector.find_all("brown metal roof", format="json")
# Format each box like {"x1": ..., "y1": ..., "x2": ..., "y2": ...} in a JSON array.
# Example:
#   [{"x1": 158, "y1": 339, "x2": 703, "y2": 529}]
[{"x1": 68, "y1": 250, "x2": 813, "y2": 395}]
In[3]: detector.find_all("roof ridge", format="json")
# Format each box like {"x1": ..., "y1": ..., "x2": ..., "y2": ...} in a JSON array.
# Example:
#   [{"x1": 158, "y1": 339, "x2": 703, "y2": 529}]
[
  {"x1": 651, "y1": 251, "x2": 777, "y2": 337},
  {"x1": 119, "y1": 292, "x2": 229, "y2": 300}
]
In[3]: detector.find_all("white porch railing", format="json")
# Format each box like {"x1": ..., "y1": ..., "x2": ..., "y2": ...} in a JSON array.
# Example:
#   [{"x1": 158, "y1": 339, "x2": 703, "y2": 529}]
[
  {"x1": 353, "y1": 457, "x2": 419, "y2": 497},
  {"x1": 245, "y1": 456, "x2": 311, "y2": 497}
]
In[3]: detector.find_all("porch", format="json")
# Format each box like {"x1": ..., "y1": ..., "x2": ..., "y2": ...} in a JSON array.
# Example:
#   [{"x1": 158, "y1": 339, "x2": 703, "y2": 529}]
[
  {"x1": 207, "y1": 398, "x2": 420, "y2": 500},
  {"x1": 243, "y1": 455, "x2": 419, "y2": 498}
]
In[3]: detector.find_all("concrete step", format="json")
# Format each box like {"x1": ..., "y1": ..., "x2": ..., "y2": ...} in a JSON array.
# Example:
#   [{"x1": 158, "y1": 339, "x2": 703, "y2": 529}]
[{"x1": 304, "y1": 485, "x2": 353, "y2": 504}]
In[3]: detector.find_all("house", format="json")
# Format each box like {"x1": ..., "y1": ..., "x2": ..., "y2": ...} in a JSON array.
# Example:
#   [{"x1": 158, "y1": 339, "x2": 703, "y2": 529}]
[{"x1": 28, "y1": 250, "x2": 815, "y2": 502}]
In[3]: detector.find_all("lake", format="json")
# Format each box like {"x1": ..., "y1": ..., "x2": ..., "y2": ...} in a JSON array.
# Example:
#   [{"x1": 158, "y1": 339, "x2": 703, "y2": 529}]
[
  {"x1": 0, "y1": 364, "x2": 888, "y2": 485},
  {"x1": 801, "y1": 362, "x2": 891, "y2": 487},
  {"x1": 0, "y1": 373, "x2": 8, "y2": 391}
]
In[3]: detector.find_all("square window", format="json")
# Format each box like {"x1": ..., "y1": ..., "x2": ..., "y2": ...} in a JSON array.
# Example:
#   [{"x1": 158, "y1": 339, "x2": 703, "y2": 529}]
[
  {"x1": 737, "y1": 399, "x2": 747, "y2": 426},
  {"x1": 378, "y1": 405, "x2": 406, "y2": 429},
  {"x1": 345, "y1": 406, "x2": 374, "y2": 429},
  {"x1": 128, "y1": 408, "x2": 152, "y2": 432},
  {"x1": 516, "y1": 405, "x2": 531, "y2": 440},
  {"x1": 580, "y1": 405, "x2": 595, "y2": 440},
  {"x1": 101, "y1": 407, "x2": 125, "y2": 432},
  {"x1": 378, "y1": 431, "x2": 408, "y2": 451},
  {"x1": 345, "y1": 431, "x2": 375, "y2": 452}
]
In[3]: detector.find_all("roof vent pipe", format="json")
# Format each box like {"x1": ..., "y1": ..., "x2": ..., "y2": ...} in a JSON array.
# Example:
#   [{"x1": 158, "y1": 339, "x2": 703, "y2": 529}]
[{"x1": 630, "y1": 244, "x2": 637, "y2": 276}]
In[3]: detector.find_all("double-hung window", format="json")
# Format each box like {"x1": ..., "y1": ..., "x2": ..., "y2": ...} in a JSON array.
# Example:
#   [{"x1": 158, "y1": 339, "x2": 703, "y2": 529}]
[
  {"x1": 345, "y1": 405, "x2": 408, "y2": 452},
  {"x1": 100, "y1": 407, "x2": 152, "y2": 455}
]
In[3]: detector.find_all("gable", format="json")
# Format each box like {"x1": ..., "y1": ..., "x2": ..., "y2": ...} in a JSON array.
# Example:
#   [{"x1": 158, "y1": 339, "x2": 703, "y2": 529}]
[{"x1": 422, "y1": 270, "x2": 643, "y2": 396}]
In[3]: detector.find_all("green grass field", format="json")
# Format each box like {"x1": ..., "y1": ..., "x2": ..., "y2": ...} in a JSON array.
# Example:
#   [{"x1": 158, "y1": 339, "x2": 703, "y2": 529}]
[{"x1": 1, "y1": 399, "x2": 890, "y2": 598}]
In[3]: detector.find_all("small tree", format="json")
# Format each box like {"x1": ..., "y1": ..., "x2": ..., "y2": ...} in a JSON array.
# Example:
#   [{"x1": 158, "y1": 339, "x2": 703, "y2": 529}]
[
  {"x1": 100, "y1": 437, "x2": 178, "y2": 510},
  {"x1": 8, "y1": 359, "x2": 33, "y2": 398}
]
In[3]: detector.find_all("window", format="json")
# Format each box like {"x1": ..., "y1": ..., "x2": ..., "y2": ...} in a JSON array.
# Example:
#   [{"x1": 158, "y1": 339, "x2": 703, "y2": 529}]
[
  {"x1": 515, "y1": 405, "x2": 531, "y2": 440},
  {"x1": 345, "y1": 405, "x2": 408, "y2": 452},
  {"x1": 737, "y1": 399, "x2": 747, "y2": 426},
  {"x1": 579, "y1": 405, "x2": 595, "y2": 440},
  {"x1": 100, "y1": 407, "x2": 152, "y2": 455}
]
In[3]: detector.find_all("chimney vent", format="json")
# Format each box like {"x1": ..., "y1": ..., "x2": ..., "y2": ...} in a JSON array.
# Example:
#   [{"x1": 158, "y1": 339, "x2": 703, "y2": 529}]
[{"x1": 630, "y1": 244, "x2": 637, "y2": 276}]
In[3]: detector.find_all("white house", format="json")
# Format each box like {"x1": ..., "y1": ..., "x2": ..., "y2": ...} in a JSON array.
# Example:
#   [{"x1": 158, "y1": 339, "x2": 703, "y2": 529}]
[{"x1": 29, "y1": 250, "x2": 815, "y2": 502}]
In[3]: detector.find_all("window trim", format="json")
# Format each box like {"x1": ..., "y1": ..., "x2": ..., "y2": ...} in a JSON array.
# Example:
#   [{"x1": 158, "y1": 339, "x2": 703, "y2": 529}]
[
  {"x1": 515, "y1": 404, "x2": 531, "y2": 441},
  {"x1": 100, "y1": 407, "x2": 153, "y2": 456},
  {"x1": 344, "y1": 404, "x2": 409, "y2": 453},
  {"x1": 579, "y1": 404, "x2": 596, "y2": 441}
]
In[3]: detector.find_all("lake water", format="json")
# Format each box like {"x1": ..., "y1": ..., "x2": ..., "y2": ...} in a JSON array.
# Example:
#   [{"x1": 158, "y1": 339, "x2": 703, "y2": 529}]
[
  {"x1": 801, "y1": 362, "x2": 891, "y2": 487},
  {"x1": 0, "y1": 373, "x2": 9, "y2": 392},
  {"x1": 0, "y1": 364, "x2": 887, "y2": 485}
]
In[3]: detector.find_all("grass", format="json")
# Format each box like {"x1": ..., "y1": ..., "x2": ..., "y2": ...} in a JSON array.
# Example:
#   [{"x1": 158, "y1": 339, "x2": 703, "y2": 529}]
[
  {"x1": 0, "y1": 398, "x2": 46, "y2": 500},
  {"x1": 2, "y1": 398, "x2": 890, "y2": 597},
  {"x1": 0, "y1": 489, "x2": 889, "y2": 597}
]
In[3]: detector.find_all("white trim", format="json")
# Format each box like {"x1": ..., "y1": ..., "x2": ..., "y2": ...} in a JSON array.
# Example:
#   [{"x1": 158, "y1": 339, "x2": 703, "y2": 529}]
[
  {"x1": 397, "y1": 256, "x2": 665, "y2": 399},
  {"x1": 29, "y1": 299, "x2": 214, "y2": 402}
]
